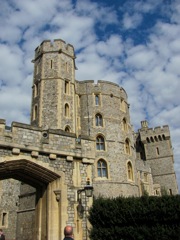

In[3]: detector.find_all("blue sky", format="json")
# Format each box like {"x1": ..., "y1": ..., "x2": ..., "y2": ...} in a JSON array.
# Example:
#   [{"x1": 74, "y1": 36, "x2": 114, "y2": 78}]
[{"x1": 0, "y1": 0, "x2": 180, "y2": 191}]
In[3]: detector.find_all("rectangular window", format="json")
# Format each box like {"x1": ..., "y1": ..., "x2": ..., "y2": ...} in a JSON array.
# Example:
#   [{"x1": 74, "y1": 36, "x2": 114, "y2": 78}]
[
  {"x1": 95, "y1": 94, "x2": 100, "y2": 106},
  {"x1": 2, "y1": 212, "x2": 7, "y2": 226},
  {"x1": 65, "y1": 81, "x2": 69, "y2": 94}
]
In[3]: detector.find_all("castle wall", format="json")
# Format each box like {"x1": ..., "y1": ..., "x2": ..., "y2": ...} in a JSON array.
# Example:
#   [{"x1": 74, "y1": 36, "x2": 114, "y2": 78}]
[
  {"x1": 0, "y1": 179, "x2": 20, "y2": 240},
  {"x1": 0, "y1": 119, "x2": 95, "y2": 240}
]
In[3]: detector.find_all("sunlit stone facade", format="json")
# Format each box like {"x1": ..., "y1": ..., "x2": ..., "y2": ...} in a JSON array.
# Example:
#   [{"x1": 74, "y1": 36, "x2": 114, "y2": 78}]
[{"x1": 0, "y1": 39, "x2": 178, "y2": 240}]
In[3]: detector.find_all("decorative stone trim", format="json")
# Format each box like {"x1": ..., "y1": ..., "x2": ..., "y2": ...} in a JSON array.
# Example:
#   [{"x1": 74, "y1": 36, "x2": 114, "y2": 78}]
[
  {"x1": 49, "y1": 154, "x2": 57, "y2": 160},
  {"x1": 82, "y1": 158, "x2": 94, "y2": 164},
  {"x1": 12, "y1": 148, "x2": 20, "y2": 155},
  {"x1": 66, "y1": 156, "x2": 73, "y2": 162},
  {"x1": 31, "y1": 151, "x2": 39, "y2": 158}
]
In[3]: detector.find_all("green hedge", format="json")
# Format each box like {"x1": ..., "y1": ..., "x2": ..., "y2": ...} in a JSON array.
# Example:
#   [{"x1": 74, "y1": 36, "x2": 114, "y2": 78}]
[{"x1": 88, "y1": 195, "x2": 180, "y2": 240}]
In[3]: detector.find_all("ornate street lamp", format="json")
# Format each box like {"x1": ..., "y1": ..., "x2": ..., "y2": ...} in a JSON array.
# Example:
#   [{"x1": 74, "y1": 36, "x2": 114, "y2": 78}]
[{"x1": 77, "y1": 178, "x2": 93, "y2": 219}]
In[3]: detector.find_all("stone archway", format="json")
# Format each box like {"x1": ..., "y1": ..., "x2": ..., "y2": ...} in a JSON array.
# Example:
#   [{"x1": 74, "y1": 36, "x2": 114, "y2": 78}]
[{"x1": 0, "y1": 159, "x2": 61, "y2": 240}]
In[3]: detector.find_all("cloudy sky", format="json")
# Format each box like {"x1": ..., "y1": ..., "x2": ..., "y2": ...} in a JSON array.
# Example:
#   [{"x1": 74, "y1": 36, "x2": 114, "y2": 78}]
[{"x1": 0, "y1": 0, "x2": 180, "y2": 191}]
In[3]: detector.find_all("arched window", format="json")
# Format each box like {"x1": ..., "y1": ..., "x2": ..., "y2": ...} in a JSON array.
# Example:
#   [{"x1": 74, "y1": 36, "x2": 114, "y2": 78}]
[
  {"x1": 65, "y1": 125, "x2": 71, "y2": 132},
  {"x1": 125, "y1": 139, "x2": 131, "y2": 155},
  {"x1": 95, "y1": 113, "x2": 103, "y2": 127},
  {"x1": 162, "y1": 134, "x2": 166, "y2": 140},
  {"x1": 158, "y1": 135, "x2": 162, "y2": 141},
  {"x1": 154, "y1": 136, "x2": 158, "y2": 142},
  {"x1": 127, "y1": 161, "x2": 133, "y2": 180},
  {"x1": 97, "y1": 159, "x2": 108, "y2": 178},
  {"x1": 96, "y1": 135, "x2": 105, "y2": 151},
  {"x1": 65, "y1": 103, "x2": 70, "y2": 117},
  {"x1": 150, "y1": 136, "x2": 154, "y2": 142},
  {"x1": 146, "y1": 137, "x2": 150, "y2": 143},
  {"x1": 122, "y1": 118, "x2": 128, "y2": 131}
]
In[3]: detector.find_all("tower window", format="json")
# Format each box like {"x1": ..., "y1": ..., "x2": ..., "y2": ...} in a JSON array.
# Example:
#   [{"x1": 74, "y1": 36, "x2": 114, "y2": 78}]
[
  {"x1": 97, "y1": 159, "x2": 108, "y2": 178},
  {"x1": 95, "y1": 94, "x2": 100, "y2": 106},
  {"x1": 65, "y1": 125, "x2": 71, "y2": 132},
  {"x1": 96, "y1": 135, "x2": 105, "y2": 151},
  {"x1": 34, "y1": 83, "x2": 38, "y2": 97},
  {"x1": 125, "y1": 138, "x2": 131, "y2": 155},
  {"x1": 122, "y1": 118, "x2": 128, "y2": 132},
  {"x1": 127, "y1": 161, "x2": 133, "y2": 181},
  {"x1": 95, "y1": 113, "x2": 103, "y2": 127},
  {"x1": 2, "y1": 212, "x2": 7, "y2": 226},
  {"x1": 33, "y1": 105, "x2": 38, "y2": 120},
  {"x1": 65, "y1": 81, "x2": 70, "y2": 94},
  {"x1": 65, "y1": 103, "x2": 70, "y2": 117},
  {"x1": 50, "y1": 60, "x2": 53, "y2": 69},
  {"x1": 158, "y1": 135, "x2": 162, "y2": 141},
  {"x1": 156, "y1": 147, "x2": 160, "y2": 155}
]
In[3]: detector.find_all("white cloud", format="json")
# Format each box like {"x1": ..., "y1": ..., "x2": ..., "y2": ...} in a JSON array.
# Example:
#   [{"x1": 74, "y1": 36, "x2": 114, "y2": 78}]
[
  {"x1": 122, "y1": 12, "x2": 143, "y2": 30},
  {"x1": 0, "y1": 0, "x2": 180, "y2": 191}
]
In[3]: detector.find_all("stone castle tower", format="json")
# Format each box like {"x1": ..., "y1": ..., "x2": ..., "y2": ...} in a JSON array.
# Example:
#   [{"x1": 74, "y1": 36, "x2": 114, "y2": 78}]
[{"x1": 0, "y1": 39, "x2": 178, "y2": 240}]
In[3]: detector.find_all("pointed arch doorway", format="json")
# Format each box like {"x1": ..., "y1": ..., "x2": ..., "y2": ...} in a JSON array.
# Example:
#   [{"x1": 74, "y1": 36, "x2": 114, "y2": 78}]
[{"x1": 0, "y1": 159, "x2": 62, "y2": 240}]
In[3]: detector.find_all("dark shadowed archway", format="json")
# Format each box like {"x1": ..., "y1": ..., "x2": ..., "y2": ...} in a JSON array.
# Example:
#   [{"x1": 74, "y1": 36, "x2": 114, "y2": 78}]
[{"x1": 0, "y1": 159, "x2": 61, "y2": 240}]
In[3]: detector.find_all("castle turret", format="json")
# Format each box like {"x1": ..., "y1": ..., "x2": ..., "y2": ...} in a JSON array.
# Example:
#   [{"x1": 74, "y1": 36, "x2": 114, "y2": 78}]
[
  {"x1": 31, "y1": 39, "x2": 76, "y2": 132},
  {"x1": 137, "y1": 122, "x2": 178, "y2": 195}
]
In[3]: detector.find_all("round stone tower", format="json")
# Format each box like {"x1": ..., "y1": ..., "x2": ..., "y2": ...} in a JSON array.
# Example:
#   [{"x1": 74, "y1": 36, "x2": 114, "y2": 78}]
[{"x1": 75, "y1": 80, "x2": 139, "y2": 197}]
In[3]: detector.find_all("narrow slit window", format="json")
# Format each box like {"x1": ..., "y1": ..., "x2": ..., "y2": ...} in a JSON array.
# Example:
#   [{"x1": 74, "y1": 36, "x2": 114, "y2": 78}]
[
  {"x1": 2, "y1": 212, "x2": 7, "y2": 226},
  {"x1": 156, "y1": 147, "x2": 160, "y2": 155},
  {"x1": 65, "y1": 81, "x2": 69, "y2": 94},
  {"x1": 95, "y1": 95, "x2": 100, "y2": 106},
  {"x1": 65, "y1": 104, "x2": 70, "y2": 117}
]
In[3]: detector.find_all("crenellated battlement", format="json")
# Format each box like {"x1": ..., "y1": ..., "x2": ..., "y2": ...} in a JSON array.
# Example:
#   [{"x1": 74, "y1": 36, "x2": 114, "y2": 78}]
[
  {"x1": 76, "y1": 79, "x2": 128, "y2": 100},
  {"x1": 0, "y1": 119, "x2": 95, "y2": 160},
  {"x1": 34, "y1": 39, "x2": 75, "y2": 60},
  {"x1": 139, "y1": 121, "x2": 171, "y2": 143}
]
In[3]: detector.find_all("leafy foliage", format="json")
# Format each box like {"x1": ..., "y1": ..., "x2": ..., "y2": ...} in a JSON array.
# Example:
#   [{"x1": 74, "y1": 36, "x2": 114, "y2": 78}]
[{"x1": 88, "y1": 195, "x2": 180, "y2": 240}]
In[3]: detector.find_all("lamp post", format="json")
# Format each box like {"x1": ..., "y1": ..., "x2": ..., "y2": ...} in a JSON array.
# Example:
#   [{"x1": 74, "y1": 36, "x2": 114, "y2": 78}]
[{"x1": 77, "y1": 179, "x2": 93, "y2": 240}]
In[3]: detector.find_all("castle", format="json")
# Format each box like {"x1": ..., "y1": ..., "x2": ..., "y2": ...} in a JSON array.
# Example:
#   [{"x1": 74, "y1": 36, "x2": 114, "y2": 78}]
[{"x1": 0, "y1": 39, "x2": 178, "y2": 240}]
